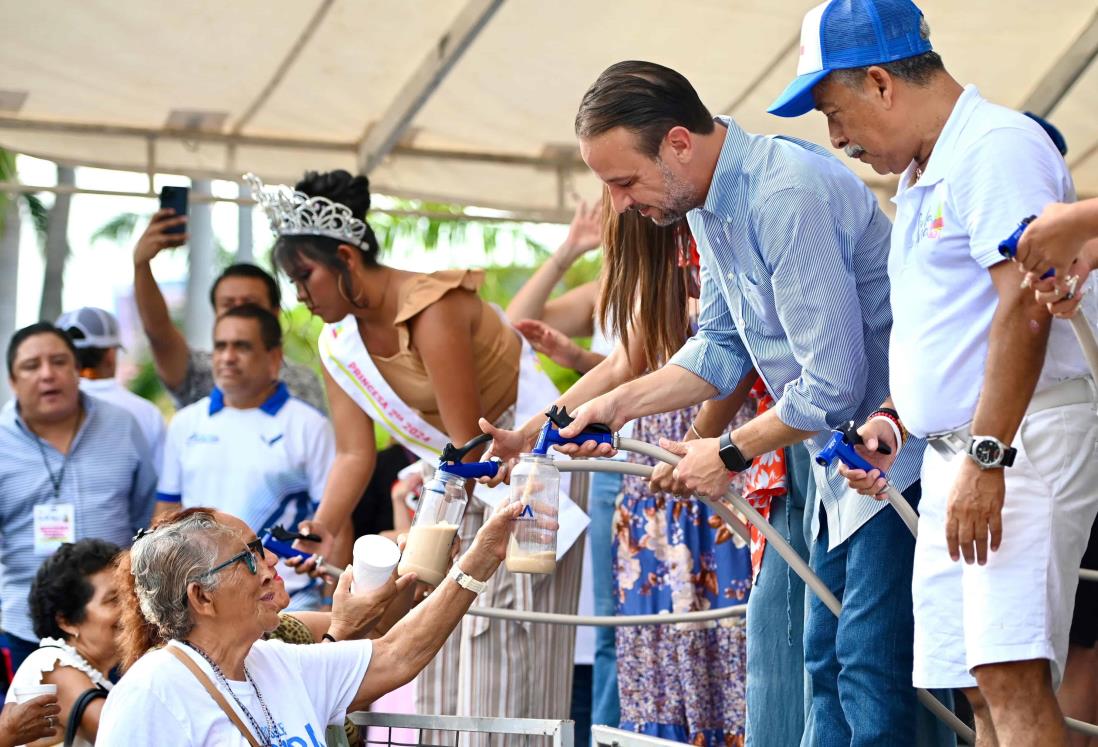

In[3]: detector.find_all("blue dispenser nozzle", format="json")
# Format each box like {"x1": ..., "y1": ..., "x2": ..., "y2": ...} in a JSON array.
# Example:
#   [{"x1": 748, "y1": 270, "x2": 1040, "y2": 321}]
[
  {"x1": 998, "y1": 216, "x2": 1053, "y2": 278},
  {"x1": 815, "y1": 421, "x2": 892, "y2": 477},
  {"x1": 531, "y1": 405, "x2": 615, "y2": 455},
  {"x1": 437, "y1": 433, "x2": 500, "y2": 480},
  {"x1": 260, "y1": 525, "x2": 319, "y2": 562}
]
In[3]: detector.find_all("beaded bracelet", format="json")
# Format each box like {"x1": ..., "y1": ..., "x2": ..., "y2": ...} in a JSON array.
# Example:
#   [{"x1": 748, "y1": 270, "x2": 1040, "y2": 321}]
[{"x1": 869, "y1": 408, "x2": 907, "y2": 446}]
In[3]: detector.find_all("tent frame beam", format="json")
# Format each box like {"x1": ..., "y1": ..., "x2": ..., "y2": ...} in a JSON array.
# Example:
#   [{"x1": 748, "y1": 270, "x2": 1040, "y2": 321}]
[
  {"x1": 1022, "y1": 8, "x2": 1098, "y2": 119},
  {"x1": 0, "y1": 116, "x2": 584, "y2": 169},
  {"x1": 0, "y1": 180, "x2": 571, "y2": 224},
  {"x1": 356, "y1": 0, "x2": 505, "y2": 174}
]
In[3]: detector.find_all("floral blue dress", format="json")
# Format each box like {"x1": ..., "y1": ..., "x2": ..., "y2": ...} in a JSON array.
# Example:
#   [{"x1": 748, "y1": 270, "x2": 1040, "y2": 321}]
[{"x1": 614, "y1": 403, "x2": 753, "y2": 746}]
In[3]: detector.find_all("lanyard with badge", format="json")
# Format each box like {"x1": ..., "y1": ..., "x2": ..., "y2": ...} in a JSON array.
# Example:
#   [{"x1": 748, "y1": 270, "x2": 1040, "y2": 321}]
[{"x1": 32, "y1": 417, "x2": 79, "y2": 556}]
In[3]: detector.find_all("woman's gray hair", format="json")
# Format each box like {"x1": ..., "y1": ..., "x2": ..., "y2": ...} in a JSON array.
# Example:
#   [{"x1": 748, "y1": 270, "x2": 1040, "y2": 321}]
[{"x1": 129, "y1": 512, "x2": 237, "y2": 641}]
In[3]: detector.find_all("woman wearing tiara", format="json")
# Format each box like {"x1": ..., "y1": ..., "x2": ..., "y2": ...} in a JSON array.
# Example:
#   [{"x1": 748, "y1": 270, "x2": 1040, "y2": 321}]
[{"x1": 246, "y1": 169, "x2": 584, "y2": 742}]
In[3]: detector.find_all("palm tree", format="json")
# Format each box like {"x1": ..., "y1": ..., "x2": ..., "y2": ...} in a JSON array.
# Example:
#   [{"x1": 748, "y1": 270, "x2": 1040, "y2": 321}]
[
  {"x1": 0, "y1": 150, "x2": 48, "y2": 405},
  {"x1": 38, "y1": 165, "x2": 74, "y2": 322}
]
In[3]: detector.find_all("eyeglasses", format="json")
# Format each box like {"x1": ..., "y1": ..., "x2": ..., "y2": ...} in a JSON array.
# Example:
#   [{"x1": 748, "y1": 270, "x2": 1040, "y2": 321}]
[{"x1": 202, "y1": 538, "x2": 266, "y2": 578}]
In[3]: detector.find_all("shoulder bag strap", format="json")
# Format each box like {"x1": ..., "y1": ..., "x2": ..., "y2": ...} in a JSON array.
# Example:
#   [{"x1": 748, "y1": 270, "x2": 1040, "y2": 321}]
[
  {"x1": 166, "y1": 645, "x2": 261, "y2": 747},
  {"x1": 63, "y1": 686, "x2": 107, "y2": 747}
]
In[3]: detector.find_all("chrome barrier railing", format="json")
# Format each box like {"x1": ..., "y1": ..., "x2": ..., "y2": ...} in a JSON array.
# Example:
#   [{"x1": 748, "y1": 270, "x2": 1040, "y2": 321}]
[
  {"x1": 349, "y1": 712, "x2": 574, "y2": 747},
  {"x1": 456, "y1": 436, "x2": 1097, "y2": 742}
]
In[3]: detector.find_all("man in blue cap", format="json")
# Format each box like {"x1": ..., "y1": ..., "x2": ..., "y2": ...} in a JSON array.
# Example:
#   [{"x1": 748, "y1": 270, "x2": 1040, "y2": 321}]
[
  {"x1": 771, "y1": 2, "x2": 1098, "y2": 743},
  {"x1": 561, "y1": 59, "x2": 928, "y2": 745}
]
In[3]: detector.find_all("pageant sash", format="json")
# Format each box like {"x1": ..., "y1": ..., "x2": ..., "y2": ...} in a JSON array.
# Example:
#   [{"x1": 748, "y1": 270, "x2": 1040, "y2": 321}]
[{"x1": 319, "y1": 313, "x2": 588, "y2": 558}]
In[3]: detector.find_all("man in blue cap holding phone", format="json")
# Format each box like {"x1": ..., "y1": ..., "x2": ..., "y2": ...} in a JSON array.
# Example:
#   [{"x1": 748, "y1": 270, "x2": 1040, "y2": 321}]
[{"x1": 771, "y1": 2, "x2": 1098, "y2": 743}]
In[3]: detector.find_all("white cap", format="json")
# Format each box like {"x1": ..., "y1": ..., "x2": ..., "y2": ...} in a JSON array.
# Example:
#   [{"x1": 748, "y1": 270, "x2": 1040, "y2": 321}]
[{"x1": 55, "y1": 307, "x2": 123, "y2": 349}]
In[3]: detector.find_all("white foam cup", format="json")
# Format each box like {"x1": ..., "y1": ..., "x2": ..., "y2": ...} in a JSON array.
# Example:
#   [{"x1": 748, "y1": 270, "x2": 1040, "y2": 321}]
[
  {"x1": 352, "y1": 534, "x2": 401, "y2": 593},
  {"x1": 12, "y1": 683, "x2": 58, "y2": 703}
]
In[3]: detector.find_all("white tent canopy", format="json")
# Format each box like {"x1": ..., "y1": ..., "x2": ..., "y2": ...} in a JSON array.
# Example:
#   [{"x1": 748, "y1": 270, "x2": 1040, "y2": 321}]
[{"x1": 2, "y1": 0, "x2": 1097, "y2": 220}]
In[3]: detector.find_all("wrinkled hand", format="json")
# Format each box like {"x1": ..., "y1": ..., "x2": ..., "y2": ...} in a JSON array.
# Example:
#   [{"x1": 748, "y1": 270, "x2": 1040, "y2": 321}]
[
  {"x1": 514, "y1": 319, "x2": 585, "y2": 370},
  {"x1": 287, "y1": 519, "x2": 335, "y2": 579},
  {"x1": 467, "y1": 501, "x2": 525, "y2": 563},
  {"x1": 835, "y1": 418, "x2": 899, "y2": 498},
  {"x1": 649, "y1": 460, "x2": 690, "y2": 496},
  {"x1": 1015, "y1": 202, "x2": 1087, "y2": 278},
  {"x1": 329, "y1": 563, "x2": 417, "y2": 640},
  {"x1": 661, "y1": 437, "x2": 731, "y2": 498},
  {"x1": 554, "y1": 394, "x2": 620, "y2": 458},
  {"x1": 1027, "y1": 259, "x2": 1091, "y2": 318},
  {"x1": 134, "y1": 208, "x2": 188, "y2": 265},
  {"x1": 0, "y1": 694, "x2": 60, "y2": 746},
  {"x1": 560, "y1": 198, "x2": 603, "y2": 263},
  {"x1": 946, "y1": 459, "x2": 1005, "y2": 565}
]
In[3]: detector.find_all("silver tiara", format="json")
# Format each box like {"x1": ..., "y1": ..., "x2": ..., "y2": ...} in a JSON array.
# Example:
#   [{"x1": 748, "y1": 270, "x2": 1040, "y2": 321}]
[{"x1": 244, "y1": 172, "x2": 368, "y2": 249}]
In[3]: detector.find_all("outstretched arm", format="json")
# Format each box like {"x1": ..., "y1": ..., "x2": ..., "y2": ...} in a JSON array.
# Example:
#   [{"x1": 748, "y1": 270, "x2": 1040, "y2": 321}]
[
  {"x1": 132, "y1": 210, "x2": 191, "y2": 389},
  {"x1": 505, "y1": 200, "x2": 602, "y2": 333}
]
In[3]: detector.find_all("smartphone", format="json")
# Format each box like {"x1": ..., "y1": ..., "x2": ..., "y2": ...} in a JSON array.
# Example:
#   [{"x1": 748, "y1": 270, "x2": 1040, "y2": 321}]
[{"x1": 159, "y1": 186, "x2": 189, "y2": 235}]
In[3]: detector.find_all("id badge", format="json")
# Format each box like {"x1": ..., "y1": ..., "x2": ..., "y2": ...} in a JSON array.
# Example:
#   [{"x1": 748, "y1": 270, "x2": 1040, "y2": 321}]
[{"x1": 34, "y1": 503, "x2": 75, "y2": 556}]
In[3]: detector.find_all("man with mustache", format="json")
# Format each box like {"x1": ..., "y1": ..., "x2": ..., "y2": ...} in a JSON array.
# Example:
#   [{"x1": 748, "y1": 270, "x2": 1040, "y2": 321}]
[
  {"x1": 561, "y1": 60, "x2": 926, "y2": 745},
  {"x1": 770, "y1": 0, "x2": 1098, "y2": 743},
  {"x1": 155, "y1": 304, "x2": 335, "y2": 609}
]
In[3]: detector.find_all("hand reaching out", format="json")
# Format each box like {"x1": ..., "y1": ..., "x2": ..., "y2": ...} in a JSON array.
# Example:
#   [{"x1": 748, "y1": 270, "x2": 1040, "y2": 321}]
[
  {"x1": 514, "y1": 319, "x2": 586, "y2": 370},
  {"x1": 133, "y1": 208, "x2": 188, "y2": 266}
]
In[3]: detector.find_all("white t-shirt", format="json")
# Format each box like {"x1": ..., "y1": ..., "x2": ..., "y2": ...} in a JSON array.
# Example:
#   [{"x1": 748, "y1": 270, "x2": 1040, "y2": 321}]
[
  {"x1": 157, "y1": 383, "x2": 335, "y2": 601},
  {"x1": 5, "y1": 637, "x2": 112, "y2": 747},
  {"x1": 80, "y1": 377, "x2": 166, "y2": 475},
  {"x1": 888, "y1": 85, "x2": 1086, "y2": 438},
  {"x1": 97, "y1": 638, "x2": 371, "y2": 746}
]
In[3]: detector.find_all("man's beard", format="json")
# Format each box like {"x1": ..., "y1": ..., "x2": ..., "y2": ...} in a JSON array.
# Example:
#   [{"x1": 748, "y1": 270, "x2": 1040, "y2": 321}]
[{"x1": 645, "y1": 158, "x2": 697, "y2": 226}]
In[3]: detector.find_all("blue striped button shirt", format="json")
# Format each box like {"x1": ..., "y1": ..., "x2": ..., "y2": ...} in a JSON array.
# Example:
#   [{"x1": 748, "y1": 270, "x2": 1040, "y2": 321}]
[
  {"x1": 0, "y1": 394, "x2": 157, "y2": 642},
  {"x1": 669, "y1": 117, "x2": 924, "y2": 548}
]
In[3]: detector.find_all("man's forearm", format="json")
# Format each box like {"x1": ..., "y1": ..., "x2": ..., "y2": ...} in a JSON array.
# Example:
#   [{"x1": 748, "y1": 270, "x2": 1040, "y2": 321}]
[
  {"x1": 970, "y1": 295, "x2": 1050, "y2": 443},
  {"x1": 609, "y1": 364, "x2": 719, "y2": 426},
  {"x1": 730, "y1": 408, "x2": 816, "y2": 461},
  {"x1": 691, "y1": 372, "x2": 757, "y2": 438},
  {"x1": 133, "y1": 262, "x2": 176, "y2": 341}
]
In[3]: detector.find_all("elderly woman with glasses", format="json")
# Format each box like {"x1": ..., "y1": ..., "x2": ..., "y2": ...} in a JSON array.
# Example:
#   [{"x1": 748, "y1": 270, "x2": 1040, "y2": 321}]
[{"x1": 96, "y1": 503, "x2": 520, "y2": 746}]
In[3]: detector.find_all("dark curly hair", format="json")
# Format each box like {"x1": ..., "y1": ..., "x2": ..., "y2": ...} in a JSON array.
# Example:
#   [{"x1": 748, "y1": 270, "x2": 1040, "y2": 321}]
[
  {"x1": 273, "y1": 170, "x2": 381, "y2": 308},
  {"x1": 30, "y1": 539, "x2": 121, "y2": 640}
]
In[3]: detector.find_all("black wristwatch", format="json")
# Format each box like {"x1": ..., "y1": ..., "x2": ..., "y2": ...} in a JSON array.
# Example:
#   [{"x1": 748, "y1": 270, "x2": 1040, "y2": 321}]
[
  {"x1": 718, "y1": 432, "x2": 752, "y2": 473},
  {"x1": 966, "y1": 435, "x2": 1017, "y2": 470}
]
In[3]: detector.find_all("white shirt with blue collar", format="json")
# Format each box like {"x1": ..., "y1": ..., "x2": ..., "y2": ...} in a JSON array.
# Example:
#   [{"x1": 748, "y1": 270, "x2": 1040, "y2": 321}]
[
  {"x1": 157, "y1": 382, "x2": 335, "y2": 602},
  {"x1": 669, "y1": 116, "x2": 923, "y2": 548}
]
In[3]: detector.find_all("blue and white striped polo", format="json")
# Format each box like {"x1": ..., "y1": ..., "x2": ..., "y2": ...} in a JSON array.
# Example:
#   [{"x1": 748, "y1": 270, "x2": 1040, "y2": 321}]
[{"x1": 0, "y1": 394, "x2": 158, "y2": 642}]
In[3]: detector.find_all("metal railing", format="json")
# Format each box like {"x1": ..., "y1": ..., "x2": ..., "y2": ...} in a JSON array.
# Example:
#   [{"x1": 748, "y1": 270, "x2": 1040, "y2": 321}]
[
  {"x1": 592, "y1": 725, "x2": 691, "y2": 747},
  {"x1": 447, "y1": 436, "x2": 1098, "y2": 743},
  {"x1": 350, "y1": 712, "x2": 574, "y2": 747}
]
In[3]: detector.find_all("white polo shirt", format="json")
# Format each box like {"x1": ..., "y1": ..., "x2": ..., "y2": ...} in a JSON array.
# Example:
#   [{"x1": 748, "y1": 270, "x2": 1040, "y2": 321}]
[
  {"x1": 888, "y1": 85, "x2": 1086, "y2": 439},
  {"x1": 157, "y1": 382, "x2": 335, "y2": 603}
]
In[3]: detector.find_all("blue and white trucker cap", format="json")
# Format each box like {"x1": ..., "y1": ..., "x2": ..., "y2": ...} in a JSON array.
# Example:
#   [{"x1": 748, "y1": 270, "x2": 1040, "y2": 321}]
[{"x1": 768, "y1": 0, "x2": 932, "y2": 118}]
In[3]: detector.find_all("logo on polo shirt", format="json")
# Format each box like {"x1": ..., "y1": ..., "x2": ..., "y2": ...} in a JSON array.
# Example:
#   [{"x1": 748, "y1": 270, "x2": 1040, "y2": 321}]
[
  {"x1": 186, "y1": 433, "x2": 219, "y2": 444},
  {"x1": 918, "y1": 202, "x2": 944, "y2": 240}
]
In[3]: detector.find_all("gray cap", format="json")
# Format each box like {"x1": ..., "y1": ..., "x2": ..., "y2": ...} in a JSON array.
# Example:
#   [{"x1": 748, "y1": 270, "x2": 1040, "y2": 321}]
[{"x1": 55, "y1": 307, "x2": 123, "y2": 349}]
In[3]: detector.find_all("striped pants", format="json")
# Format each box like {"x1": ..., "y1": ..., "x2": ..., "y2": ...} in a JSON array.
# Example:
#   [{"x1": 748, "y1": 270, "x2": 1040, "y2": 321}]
[{"x1": 415, "y1": 474, "x2": 587, "y2": 747}]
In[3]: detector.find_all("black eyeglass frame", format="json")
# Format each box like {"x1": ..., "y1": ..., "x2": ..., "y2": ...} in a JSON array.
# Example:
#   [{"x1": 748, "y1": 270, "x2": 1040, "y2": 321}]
[{"x1": 201, "y1": 538, "x2": 266, "y2": 578}]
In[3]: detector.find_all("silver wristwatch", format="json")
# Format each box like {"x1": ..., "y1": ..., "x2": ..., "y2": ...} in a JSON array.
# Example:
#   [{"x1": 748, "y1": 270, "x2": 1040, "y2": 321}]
[
  {"x1": 965, "y1": 435, "x2": 1017, "y2": 470},
  {"x1": 448, "y1": 564, "x2": 488, "y2": 594}
]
